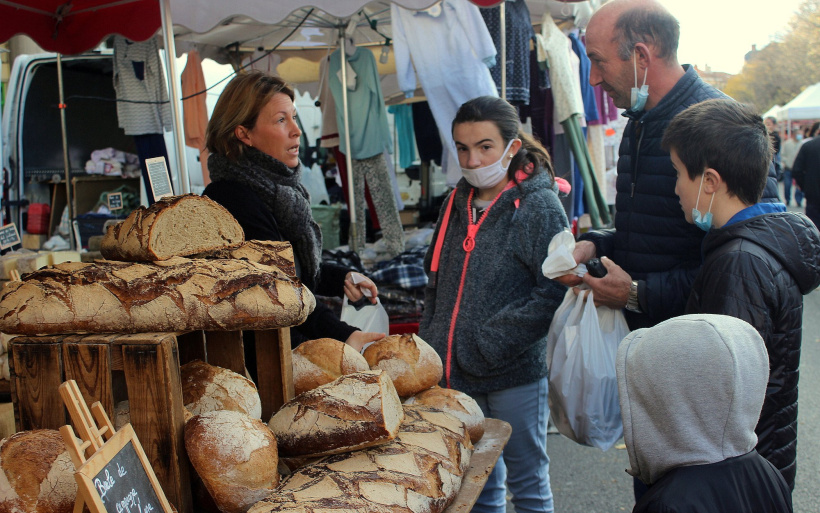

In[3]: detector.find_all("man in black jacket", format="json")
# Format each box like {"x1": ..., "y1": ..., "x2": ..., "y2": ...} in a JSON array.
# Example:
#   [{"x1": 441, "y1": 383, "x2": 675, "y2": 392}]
[
  {"x1": 557, "y1": 0, "x2": 781, "y2": 331},
  {"x1": 792, "y1": 135, "x2": 820, "y2": 228}
]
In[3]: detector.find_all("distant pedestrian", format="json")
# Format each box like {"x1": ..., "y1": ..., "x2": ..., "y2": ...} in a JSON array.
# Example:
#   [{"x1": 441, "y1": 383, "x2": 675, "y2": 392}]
[
  {"x1": 793, "y1": 132, "x2": 820, "y2": 228},
  {"x1": 780, "y1": 129, "x2": 801, "y2": 206}
]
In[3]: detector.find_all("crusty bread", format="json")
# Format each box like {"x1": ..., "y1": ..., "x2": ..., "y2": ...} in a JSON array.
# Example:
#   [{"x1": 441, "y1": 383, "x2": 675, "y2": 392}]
[
  {"x1": 292, "y1": 338, "x2": 370, "y2": 396},
  {"x1": 0, "y1": 257, "x2": 314, "y2": 335},
  {"x1": 0, "y1": 430, "x2": 78, "y2": 513},
  {"x1": 249, "y1": 404, "x2": 472, "y2": 513},
  {"x1": 182, "y1": 360, "x2": 262, "y2": 419},
  {"x1": 405, "y1": 386, "x2": 485, "y2": 443},
  {"x1": 185, "y1": 410, "x2": 279, "y2": 513},
  {"x1": 101, "y1": 194, "x2": 244, "y2": 261},
  {"x1": 363, "y1": 334, "x2": 444, "y2": 398},
  {"x1": 194, "y1": 240, "x2": 296, "y2": 279},
  {"x1": 268, "y1": 370, "x2": 404, "y2": 458}
]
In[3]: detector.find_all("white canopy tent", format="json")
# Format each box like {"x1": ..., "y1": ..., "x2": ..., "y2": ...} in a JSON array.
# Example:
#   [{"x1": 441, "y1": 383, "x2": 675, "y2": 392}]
[{"x1": 778, "y1": 82, "x2": 820, "y2": 121}]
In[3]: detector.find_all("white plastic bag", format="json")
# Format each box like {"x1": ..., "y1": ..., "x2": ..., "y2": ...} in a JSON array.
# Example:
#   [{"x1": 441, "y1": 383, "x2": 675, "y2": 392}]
[
  {"x1": 339, "y1": 273, "x2": 389, "y2": 337},
  {"x1": 546, "y1": 290, "x2": 629, "y2": 451}
]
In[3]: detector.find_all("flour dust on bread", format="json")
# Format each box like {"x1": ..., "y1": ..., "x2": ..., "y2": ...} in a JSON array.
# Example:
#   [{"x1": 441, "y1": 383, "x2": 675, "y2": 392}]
[
  {"x1": 292, "y1": 338, "x2": 370, "y2": 396},
  {"x1": 250, "y1": 404, "x2": 472, "y2": 513},
  {"x1": 0, "y1": 430, "x2": 78, "y2": 513},
  {"x1": 405, "y1": 386, "x2": 485, "y2": 443},
  {"x1": 194, "y1": 240, "x2": 296, "y2": 279},
  {"x1": 363, "y1": 334, "x2": 444, "y2": 398},
  {"x1": 0, "y1": 257, "x2": 315, "y2": 335},
  {"x1": 268, "y1": 370, "x2": 404, "y2": 458},
  {"x1": 182, "y1": 360, "x2": 262, "y2": 419},
  {"x1": 185, "y1": 410, "x2": 279, "y2": 513},
  {"x1": 101, "y1": 194, "x2": 244, "y2": 261}
]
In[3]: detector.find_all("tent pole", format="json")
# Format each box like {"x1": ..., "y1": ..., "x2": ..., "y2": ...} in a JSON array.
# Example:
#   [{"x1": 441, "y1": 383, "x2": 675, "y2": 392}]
[
  {"x1": 56, "y1": 53, "x2": 76, "y2": 251},
  {"x1": 160, "y1": 0, "x2": 191, "y2": 195},
  {"x1": 500, "y1": 2, "x2": 506, "y2": 99},
  {"x1": 339, "y1": 32, "x2": 358, "y2": 253}
]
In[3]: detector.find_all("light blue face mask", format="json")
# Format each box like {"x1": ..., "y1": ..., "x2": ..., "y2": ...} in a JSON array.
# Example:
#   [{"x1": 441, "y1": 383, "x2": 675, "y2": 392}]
[
  {"x1": 628, "y1": 50, "x2": 649, "y2": 114},
  {"x1": 692, "y1": 174, "x2": 715, "y2": 232}
]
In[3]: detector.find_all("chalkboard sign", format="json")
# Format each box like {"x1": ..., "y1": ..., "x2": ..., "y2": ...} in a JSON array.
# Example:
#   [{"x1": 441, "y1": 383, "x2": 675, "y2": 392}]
[
  {"x1": 0, "y1": 223, "x2": 21, "y2": 250},
  {"x1": 145, "y1": 157, "x2": 173, "y2": 200},
  {"x1": 75, "y1": 425, "x2": 173, "y2": 513},
  {"x1": 107, "y1": 192, "x2": 123, "y2": 211}
]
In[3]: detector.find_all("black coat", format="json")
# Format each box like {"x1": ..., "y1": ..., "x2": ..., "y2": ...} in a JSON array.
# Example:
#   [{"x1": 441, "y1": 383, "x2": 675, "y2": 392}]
[
  {"x1": 634, "y1": 451, "x2": 792, "y2": 513},
  {"x1": 792, "y1": 136, "x2": 820, "y2": 205},
  {"x1": 581, "y1": 65, "x2": 781, "y2": 330},
  {"x1": 203, "y1": 180, "x2": 357, "y2": 345},
  {"x1": 685, "y1": 212, "x2": 820, "y2": 489}
]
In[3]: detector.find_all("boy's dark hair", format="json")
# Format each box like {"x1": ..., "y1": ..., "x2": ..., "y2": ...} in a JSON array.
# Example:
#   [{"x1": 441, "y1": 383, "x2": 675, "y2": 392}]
[{"x1": 662, "y1": 99, "x2": 772, "y2": 205}]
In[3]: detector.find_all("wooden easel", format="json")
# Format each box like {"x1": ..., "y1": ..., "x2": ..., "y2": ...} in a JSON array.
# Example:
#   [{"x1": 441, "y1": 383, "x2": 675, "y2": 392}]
[{"x1": 59, "y1": 379, "x2": 174, "y2": 513}]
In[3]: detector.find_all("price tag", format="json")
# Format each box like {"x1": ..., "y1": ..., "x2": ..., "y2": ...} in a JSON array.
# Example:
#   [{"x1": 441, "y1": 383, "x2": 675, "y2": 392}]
[
  {"x1": 0, "y1": 223, "x2": 21, "y2": 250},
  {"x1": 107, "y1": 192, "x2": 123, "y2": 212},
  {"x1": 145, "y1": 157, "x2": 174, "y2": 200}
]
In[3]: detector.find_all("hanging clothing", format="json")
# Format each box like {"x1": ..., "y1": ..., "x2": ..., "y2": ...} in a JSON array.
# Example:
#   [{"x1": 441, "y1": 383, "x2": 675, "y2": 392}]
[
  {"x1": 534, "y1": 14, "x2": 584, "y2": 123},
  {"x1": 349, "y1": 153, "x2": 406, "y2": 258},
  {"x1": 590, "y1": 85, "x2": 619, "y2": 126},
  {"x1": 318, "y1": 56, "x2": 340, "y2": 149},
  {"x1": 112, "y1": 35, "x2": 171, "y2": 136},
  {"x1": 180, "y1": 49, "x2": 210, "y2": 185},
  {"x1": 388, "y1": 104, "x2": 417, "y2": 169},
  {"x1": 568, "y1": 32, "x2": 599, "y2": 123},
  {"x1": 328, "y1": 46, "x2": 393, "y2": 159},
  {"x1": 479, "y1": 0, "x2": 535, "y2": 104},
  {"x1": 391, "y1": 0, "x2": 498, "y2": 186},
  {"x1": 412, "y1": 101, "x2": 443, "y2": 165}
]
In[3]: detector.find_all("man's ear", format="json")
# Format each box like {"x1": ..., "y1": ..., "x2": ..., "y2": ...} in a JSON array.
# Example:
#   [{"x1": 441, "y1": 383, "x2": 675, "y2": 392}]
[
  {"x1": 634, "y1": 42, "x2": 651, "y2": 69},
  {"x1": 235, "y1": 125, "x2": 252, "y2": 146},
  {"x1": 702, "y1": 168, "x2": 722, "y2": 194}
]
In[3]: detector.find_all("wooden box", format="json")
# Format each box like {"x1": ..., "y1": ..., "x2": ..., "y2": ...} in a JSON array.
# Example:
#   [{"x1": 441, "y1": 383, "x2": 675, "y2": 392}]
[{"x1": 8, "y1": 328, "x2": 293, "y2": 513}]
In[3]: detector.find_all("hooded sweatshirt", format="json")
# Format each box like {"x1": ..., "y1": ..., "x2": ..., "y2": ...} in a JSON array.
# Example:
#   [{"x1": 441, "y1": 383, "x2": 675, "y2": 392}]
[
  {"x1": 617, "y1": 314, "x2": 793, "y2": 512},
  {"x1": 685, "y1": 211, "x2": 820, "y2": 489}
]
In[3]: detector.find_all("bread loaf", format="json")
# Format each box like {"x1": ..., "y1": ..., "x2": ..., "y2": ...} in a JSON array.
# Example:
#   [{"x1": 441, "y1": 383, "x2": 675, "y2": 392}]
[
  {"x1": 101, "y1": 194, "x2": 244, "y2": 261},
  {"x1": 292, "y1": 338, "x2": 370, "y2": 396},
  {"x1": 185, "y1": 410, "x2": 279, "y2": 513},
  {"x1": 363, "y1": 334, "x2": 444, "y2": 398},
  {"x1": 249, "y1": 404, "x2": 472, "y2": 513},
  {"x1": 0, "y1": 430, "x2": 78, "y2": 513},
  {"x1": 182, "y1": 360, "x2": 262, "y2": 419},
  {"x1": 195, "y1": 240, "x2": 296, "y2": 279},
  {"x1": 0, "y1": 257, "x2": 314, "y2": 335},
  {"x1": 405, "y1": 386, "x2": 485, "y2": 443},
  {"x1": 268, "y1": 370, "x2": 404, "y2": 458}
]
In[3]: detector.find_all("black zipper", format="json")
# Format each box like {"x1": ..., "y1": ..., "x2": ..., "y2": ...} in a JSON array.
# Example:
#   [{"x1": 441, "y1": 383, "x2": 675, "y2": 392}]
[{"x1": 631, "y1": 120, "x2": 645, "y2": 198}]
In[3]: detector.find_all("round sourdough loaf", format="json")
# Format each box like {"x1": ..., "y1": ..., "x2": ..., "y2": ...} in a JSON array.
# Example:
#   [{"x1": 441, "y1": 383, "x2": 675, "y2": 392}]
[
  {"x1": 0, "y1": 430, "x2": 77, "y2": 513},
  {"x1": 363, "y1": 333, "x2": 443, "y2": 398},
  {"x1": 181, "y1": 360, "x2": 262, "y2": 419},
  {"x1": 405, "y1": 386, "x2": 485, "y2": 443},
  {"x1": 292, "y1": 338, "x2": 370, "y2": 395},
  {"x1": 185, "y1": 410, "x2": 279, "y2": 513}
]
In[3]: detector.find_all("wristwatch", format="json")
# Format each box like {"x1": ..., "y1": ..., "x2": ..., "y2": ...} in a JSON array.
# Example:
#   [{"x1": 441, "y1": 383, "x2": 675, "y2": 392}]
[{"x1": 625, "y1": 280, "x2": 642, "y2": 313}]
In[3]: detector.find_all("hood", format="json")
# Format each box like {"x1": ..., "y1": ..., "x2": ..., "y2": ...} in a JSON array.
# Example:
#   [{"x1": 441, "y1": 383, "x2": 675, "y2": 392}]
[
  {"x1": 706, "y1": 212, "x2": 820, "y2": 295},
  {"x1": 616, "y1": 314, "x2": 769, "y2": 485}
]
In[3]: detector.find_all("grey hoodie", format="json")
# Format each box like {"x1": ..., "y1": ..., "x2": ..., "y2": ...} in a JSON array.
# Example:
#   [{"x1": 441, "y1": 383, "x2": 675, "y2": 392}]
[{"x1": 616, "y1": 314, "x2": 769, "y2": 486}]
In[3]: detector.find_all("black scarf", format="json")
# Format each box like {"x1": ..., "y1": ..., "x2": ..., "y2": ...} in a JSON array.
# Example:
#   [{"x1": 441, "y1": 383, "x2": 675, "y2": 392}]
[{"x1": 208, "y1": 148, "x2": 322, "y2": 288}]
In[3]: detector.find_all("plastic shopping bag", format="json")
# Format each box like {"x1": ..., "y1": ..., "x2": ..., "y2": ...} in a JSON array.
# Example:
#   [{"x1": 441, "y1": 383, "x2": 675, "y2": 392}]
[
  {"x1": 339, "y1": 273, "x2": 389, "y2": 336},
  {"x1": 546, "y1": 290, "x2": 629, "y2": 451}
]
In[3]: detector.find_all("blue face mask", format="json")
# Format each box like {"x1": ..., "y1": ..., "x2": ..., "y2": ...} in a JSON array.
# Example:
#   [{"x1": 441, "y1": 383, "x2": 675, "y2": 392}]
[
  {"x1": 796, "y1": 134, "x2": 804, "y2": 141},
  {"x1": 691, "y1": 174, "x2": 715, "y2": 232},
  {"x1": 628, "y1": 50, "x2": 649, "y2": 114}
]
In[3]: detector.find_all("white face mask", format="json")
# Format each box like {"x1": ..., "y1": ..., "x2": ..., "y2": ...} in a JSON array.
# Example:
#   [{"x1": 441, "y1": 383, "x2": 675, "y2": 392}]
[{"x1": 461, "y1": 139, "x2": 516, "y2": 189}]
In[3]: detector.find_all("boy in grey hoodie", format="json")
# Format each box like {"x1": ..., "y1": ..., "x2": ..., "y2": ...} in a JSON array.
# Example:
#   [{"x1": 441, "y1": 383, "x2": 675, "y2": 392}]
[{"x1": 617, "y1": 314, "x2": 792, "y2": 513}]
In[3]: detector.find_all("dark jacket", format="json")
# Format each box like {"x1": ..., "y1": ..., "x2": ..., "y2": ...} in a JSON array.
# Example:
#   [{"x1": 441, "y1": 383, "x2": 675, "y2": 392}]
[
  {"x1": 634, "y1": 451, "x2": 793, "y2": 513},
  {"x1": 420, "y1": 172, "x2": 568, "y2": 395},
  {"x1": 685, "y1": 212, "x2": 820, "y2": 489},
  {"x1": 792, "y1": 136, "x2": 820, "y2": 204},
  {"x1": 203, "y1": 180, "x2": 357, "y2": 345},
  {"x1": 581, "y1": 65, "x2": 781, "y2": 330}
]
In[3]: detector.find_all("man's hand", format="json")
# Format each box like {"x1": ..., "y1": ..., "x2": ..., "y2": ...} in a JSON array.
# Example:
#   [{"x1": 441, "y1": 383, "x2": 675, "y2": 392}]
[
  {"x1": 344, "y1": 272, "x2": 379, "y2": 304},
  {"x1": 345, "y1": 330, "x2": 386, "y2": 352},
  {"x1": 574, "y1": 257, "x2": 632, "y2": 309},
  {"x1": 554, "y1": 240, "x2": 598, "y2": 287}
]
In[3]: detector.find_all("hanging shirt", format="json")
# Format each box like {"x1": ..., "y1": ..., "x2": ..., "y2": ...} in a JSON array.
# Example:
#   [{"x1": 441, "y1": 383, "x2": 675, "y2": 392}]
[
  {"x1": 112, "y1": 35, "x2": 172, "y2": 135},
  {"x1": 391, "y1": 0, "x2": 498, "y2": 186},
  {"x1": 480, "y1": 0, "x2": 535, "y2": 104},
  {"x1": 568, "y1": 32, "x2": 599, "y2": 123},
  {"x1": 388, "y1": 104, "x2": 416, "y2": 169},
  {"x1": 328, "y1": 46, "x2": 393, "y2": 160},
  {"x1": 534, "y1": 14, "x2": 584, "y2": 124}
]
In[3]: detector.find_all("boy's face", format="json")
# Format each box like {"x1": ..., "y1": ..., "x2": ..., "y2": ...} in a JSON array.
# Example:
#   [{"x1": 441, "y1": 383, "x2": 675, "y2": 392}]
[{"x1": 671, "y1": 149, "x2": 702, "y2": 224}]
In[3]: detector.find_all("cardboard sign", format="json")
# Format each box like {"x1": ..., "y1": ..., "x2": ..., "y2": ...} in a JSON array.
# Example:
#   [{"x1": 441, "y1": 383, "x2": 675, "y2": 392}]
[
  {"x1": 0, "y1": 223, "x2": 21, "y2": 250},
  {"x1": 107, "y1": 192, "x2": 123, "y2": 211},
  {"x1": 145, "y1": 157, "x2": 174, "y2": 200}
]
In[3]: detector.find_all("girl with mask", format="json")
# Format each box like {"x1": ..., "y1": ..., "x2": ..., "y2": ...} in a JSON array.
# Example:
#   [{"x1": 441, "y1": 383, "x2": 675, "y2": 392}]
[{"x1": 419, "y1": 96, "x2": 568, "y2": 513}]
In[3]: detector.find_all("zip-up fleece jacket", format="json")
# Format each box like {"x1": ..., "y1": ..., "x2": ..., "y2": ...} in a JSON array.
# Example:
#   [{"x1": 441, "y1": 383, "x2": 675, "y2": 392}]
[
  {"x1": 581, "y1": 65, "x2": 781, "y2": 330},
  {"x1": 420, "y1": 172, "x2": 568, "y2": 396}
]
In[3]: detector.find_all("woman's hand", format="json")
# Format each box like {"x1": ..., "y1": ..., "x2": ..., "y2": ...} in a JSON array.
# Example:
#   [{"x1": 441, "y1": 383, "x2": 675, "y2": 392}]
[
  {"x1": 345, "y1": 330, "x2": 386, "y2": 352},
  {"x1": 344, "y1": 272, "x2": 379, "y2": 304}
]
